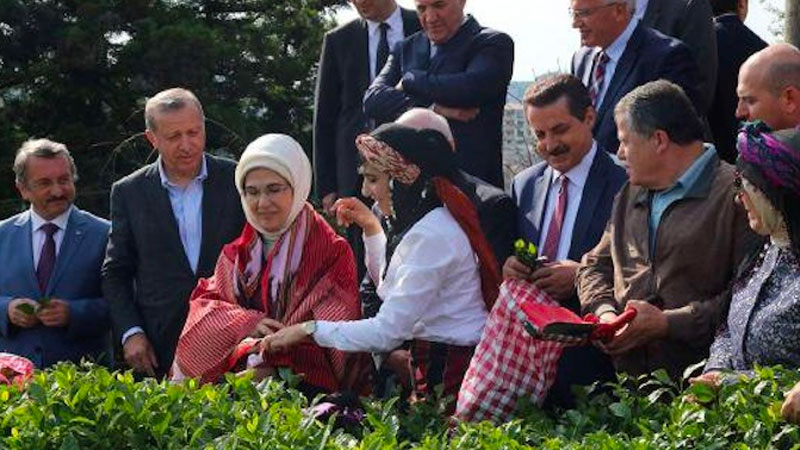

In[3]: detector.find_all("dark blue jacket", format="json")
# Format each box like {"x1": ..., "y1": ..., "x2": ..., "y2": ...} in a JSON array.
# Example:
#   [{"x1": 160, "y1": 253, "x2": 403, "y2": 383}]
[{"x1": 364, "y1": 15, "x2": 514, "y2": 188}]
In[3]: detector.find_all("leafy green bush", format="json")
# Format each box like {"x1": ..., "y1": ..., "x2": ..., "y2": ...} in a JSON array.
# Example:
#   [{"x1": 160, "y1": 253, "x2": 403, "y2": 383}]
[{"x1": 0, "y1": 363, "x2": 798, "y2": 449}]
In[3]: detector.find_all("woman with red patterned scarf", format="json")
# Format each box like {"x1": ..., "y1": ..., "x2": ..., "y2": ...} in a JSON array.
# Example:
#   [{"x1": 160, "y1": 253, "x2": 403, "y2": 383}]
[
  {"x1": 171, "y1": 134, "x2": 365, "y2": 397},
  {"x1": 259, "y1": 123, "x2": 502, "y2": 408}
]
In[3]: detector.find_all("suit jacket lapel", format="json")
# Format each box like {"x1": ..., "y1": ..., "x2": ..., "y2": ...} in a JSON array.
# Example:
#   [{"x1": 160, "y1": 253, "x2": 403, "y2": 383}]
[
  {"x1": 144, "y1": 163, "x2": 192, "y2": 274},
  {"x1": 198, "y1": 157, "x2": 224, "y2": 271},
  {"x1": 13, "y1": 212, "x2": 40, "y2": 294},
  {"x1": 356, "y1": 19, "x2": 371, "y2": 88},
  {"x1": 525, "y1": 167, "x2": 552, "y2": 245},
  {"x1": 596, "y1": 24, "x2": 644, "y2": 130},
  {"x1": 640, "y1": 0, "x2": 660, "y2": 27},
  {"x1": 569, "y1": 152, "x2": 608, "y2": 261},
  {"x1": 47, "y1": 207, "x2": 86, "y2": 294}
]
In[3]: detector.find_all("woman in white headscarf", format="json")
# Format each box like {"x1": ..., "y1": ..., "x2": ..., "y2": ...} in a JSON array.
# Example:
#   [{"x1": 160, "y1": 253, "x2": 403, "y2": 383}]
[{"x1": 171, "y1": 134, "x2": 365, "y2": 396}]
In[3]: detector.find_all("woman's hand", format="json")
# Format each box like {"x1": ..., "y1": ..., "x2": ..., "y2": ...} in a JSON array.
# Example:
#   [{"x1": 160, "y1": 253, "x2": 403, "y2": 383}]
[
  {"x1": 249, "y1": 318, "x2": 285, "y2": 338},
  {"x1": 259, "y1": 324, "x2": 310, "y2": 354},
  {"x1": 782, "y1": 381, "x2": 800, "y2": 423},
  {"x1": 332, "y1": 197, "x2": 382, "y2": 236},
  {"x1": 689, "y1": 371, "x2": 721, "y2": 389}
]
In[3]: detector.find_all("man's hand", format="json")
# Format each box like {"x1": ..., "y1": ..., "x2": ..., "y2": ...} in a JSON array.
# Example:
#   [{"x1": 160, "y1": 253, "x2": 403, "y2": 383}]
[
  {"x1": 322, "y1": 192, "x2": 338, "y2": 214},
  {"x1": 123, "y1": 333, "x2": 159, "y2": 377},
  {"x1": 530, "y1": 260, "x2": 580, "y2": 300},
  {"x1": 602, "y1": 300, "x2": 668, "y2": 356},
  {"x1": 250, "y1": 317, "x2": 285, "y2": 338},
  {"x1": 333, "y1": 197, "x2": 382, "y2": 236},
  {"x1": 502, "y1": 256, "x2": 533, "y2": 281},
  {"x1": 37, "y1": 299, "x2": 70, "y2": 327},
  {"x1": 384, "y1": 349, "x2": 412, "y2": 390},
  {"x1": 782, "y1": 381, "x2": 800, "y2": 423},
  {"x1": 433, "y1": 104, "x2": 480, "y2": 122},
  {"x1": 8, "y1": 298, "x2": 40, "y2": 328}
]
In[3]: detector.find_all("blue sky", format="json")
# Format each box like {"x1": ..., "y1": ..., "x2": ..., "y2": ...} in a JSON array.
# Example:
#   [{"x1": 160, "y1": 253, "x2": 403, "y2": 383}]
[{"x1": 336, "y1": 0, "x2": 785, "y2": 80}]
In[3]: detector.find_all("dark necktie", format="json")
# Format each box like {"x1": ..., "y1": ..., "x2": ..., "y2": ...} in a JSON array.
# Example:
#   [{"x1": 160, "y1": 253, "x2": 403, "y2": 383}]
[
  {"x1": 376, "y1": 22, "x2": 390, "y2": 78},
  {"x1": 542, "y1": 175, "x2": 569, "y2": 261},
  {"x1": 36, "y1": 223, "x2": 59, "y2": 292},
  {"x1": 589, "y1": 51, "x2": 609, "y2": 107}
]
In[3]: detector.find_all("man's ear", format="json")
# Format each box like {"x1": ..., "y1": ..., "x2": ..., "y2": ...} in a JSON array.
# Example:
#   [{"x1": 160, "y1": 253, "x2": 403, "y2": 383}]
[
  {"x1": 144, "y1": 129, "x2": 158, "y2": 149},
  {"x1": 781, "y1": 86, "x2": 800, "y2": 115},
  {"x1": 583, "y1": 106, "x2": 597, "y2": 129},
  {"x1": 652, "y1": 129, "x2": 670, "y2": 154}
]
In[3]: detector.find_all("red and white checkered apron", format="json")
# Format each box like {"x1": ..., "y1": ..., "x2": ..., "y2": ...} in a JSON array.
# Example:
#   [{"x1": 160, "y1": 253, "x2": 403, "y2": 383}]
[{"x1": 455, "y1": 279, "x2": 564, "y2": 423}]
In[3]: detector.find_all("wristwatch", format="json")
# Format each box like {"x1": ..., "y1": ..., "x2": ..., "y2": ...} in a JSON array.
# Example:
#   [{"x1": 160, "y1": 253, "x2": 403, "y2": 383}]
[{"x1": 301, "y1": 320, "x2": 317, "y2": 337}]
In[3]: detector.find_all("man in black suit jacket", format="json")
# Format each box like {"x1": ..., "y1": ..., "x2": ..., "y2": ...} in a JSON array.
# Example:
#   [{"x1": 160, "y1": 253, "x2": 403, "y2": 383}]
[
  {"x1": 102, "y1": 88, "x2": 245, "y2": 378},
  {"x1": 313, "y1": 0, "x2": 420, "y2": 211},
  {"x1": 571, "y1": 0, "x2": 701, "y2": 153},
  {"x1": 363, "y1": 0, "x2": 514, "y2": 188},
  {"x1": 708, "y1": 0, "x2": 766, "y2": 162},
  {"x1": 640, "y1": 0, "x2": 718, "y2": 114}
]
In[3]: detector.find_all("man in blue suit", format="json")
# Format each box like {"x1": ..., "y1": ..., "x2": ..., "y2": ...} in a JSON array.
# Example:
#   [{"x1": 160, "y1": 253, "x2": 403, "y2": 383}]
[
  {"x1": 571, "y1": 0, "x2": 701, "y2": 154},
  {"x1": 363, "y1": 0, "x2": 514, "y2": 188},
  {"x1": 506, "y1": 74, "x2": 627, "y2": 408},
  {"x1": 0, "y1": 139, "x2": 111, "y2": 368}
]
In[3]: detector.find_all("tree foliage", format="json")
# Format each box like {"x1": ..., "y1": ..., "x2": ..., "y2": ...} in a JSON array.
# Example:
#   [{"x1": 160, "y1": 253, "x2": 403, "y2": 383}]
[{"x1": 0, "y1": 0, "x2": 340, "y2": 218}]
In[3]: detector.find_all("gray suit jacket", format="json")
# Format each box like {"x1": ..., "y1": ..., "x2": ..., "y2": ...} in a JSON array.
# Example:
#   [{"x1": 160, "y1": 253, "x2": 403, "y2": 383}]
[
  {"x1": 102, "y1": 154, "x2": 245, "y2": 376},
  {"x1": 642, "y1": 0, "x2": 717, "y2": 113}
]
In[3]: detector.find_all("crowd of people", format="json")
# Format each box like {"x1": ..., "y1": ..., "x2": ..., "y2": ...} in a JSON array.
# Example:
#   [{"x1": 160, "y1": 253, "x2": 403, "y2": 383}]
[{"x1": 2, "y1": 0, "x2": 800, "y2": 428}]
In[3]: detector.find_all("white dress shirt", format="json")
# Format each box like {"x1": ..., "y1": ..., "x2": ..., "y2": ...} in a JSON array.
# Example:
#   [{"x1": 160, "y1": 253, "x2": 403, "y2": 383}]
[
  {"x1": 366, "y1": 6, "x2": 405, "y2": 80},
  {"x1": 634, "y1": 0, "x2": 649, "y2": 21},
  {"x1": 315, "y1": 207, "x2": 488, "y2": 352},
  {"x1": 594, "y1": 16, "x2": 638, "y2": 109},
  {"x1": 30, "y1": 206, "x2": 72, "y2": 268},
  {"x1": 538, "y1": 142, "x2": 598, "y2": 261}
]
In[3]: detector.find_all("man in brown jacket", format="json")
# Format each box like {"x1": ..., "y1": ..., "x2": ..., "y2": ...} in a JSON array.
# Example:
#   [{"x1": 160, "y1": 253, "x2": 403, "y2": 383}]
[{"x1": 577, "y1": 80, "x2": 759, "y2": 378}]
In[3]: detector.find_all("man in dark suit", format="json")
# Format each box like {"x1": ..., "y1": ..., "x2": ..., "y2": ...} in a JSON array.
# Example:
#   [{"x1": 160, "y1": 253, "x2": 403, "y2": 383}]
[
  {"x1": 102, "y1": 88, "x2": 245, "y2": 378},
  {"x1": 639, "y1": 0, "x2": 718, "y2": 114},
  {"x1": 708, "y1": 0, "x2": 766, "y2": 162},
  {"x1": 363, "y1": 0, "x2": 514, "y2": 188},
  {"x1": 314, "y1": 0, "x2": 421, "y2": 212},
  {"x1": 505, "y1": 74, "x2": 627, "y2": 407},
  {"x1": 571, "y1": 0, "x2": 701, "y2": 153},
  {"x1": 0, "y1": 139, "x2": 112, "y2": 368}
]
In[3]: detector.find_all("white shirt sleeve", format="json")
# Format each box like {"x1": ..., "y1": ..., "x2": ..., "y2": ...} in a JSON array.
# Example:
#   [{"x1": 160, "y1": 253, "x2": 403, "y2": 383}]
[
  {"x1": 363, "y1": 230, "x2": 387, "y2": 287},
  {"x1": 121, "y1": 326, "x2": 145, "y2": 345},
  {"x1": 314, "y1": 225, "x2": 456, "y2": 353}
]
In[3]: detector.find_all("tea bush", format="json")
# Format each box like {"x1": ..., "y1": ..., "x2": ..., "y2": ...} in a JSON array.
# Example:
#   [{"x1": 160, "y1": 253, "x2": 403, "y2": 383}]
[{"x1": 1, "y1": 363, "x2": 798, "y2": 449}]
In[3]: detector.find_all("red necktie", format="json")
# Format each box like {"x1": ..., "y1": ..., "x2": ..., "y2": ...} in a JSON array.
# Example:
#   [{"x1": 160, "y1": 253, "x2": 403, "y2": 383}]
[
  {"x1": 542, "y1": 175, "x2": 569, "y2": 261},
  {"x1": 589, "y1": 51, "x2": 609, "y2": 107},
  {"x1": 36, "y1": 223, "x2": 59, "y2": 292}
]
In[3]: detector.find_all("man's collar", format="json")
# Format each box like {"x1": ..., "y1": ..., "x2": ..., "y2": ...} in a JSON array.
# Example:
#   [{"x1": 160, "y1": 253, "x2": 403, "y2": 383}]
[
  {"x1": 551, "y1": 141, "x2": 598, "y2": 190},
  {"x1": 366, "y1": 5, "x2": 402, "y2": 33},
  {"x1": 602, "y1": 15, "x2": 638, "y2": 61},
  {"x1": 30, "y1": 205, "x2": 73, "y2": 232},
  {"x1": 158, "y1": 154, "x2": 208, "y2": 188},
  {"x1": 634, "y1": 144, "x2": 719, "y2": 205}
]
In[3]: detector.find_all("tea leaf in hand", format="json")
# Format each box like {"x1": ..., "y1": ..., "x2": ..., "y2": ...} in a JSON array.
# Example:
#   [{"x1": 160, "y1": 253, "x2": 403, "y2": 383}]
[{"x1": 15, "y1": 303, "x2": 36, "y2": 316}]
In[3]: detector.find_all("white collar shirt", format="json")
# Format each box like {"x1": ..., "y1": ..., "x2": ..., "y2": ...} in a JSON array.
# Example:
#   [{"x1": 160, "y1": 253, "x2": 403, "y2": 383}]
[
  {"x1": 595, "y1": 16, "x2": 638, "y2": 109},
  {"x1": 30, "y1": 205, "x2": 73, "y2": 269},
  {"x1": 634, "y1": 0, "x2": 649, "y2": 21},
  {"x1": 366, "y1": 6, "x2": 405, "y2": 80},
  {"x1": 538, "y1": 142, "x2": 598, "y2": 261}
]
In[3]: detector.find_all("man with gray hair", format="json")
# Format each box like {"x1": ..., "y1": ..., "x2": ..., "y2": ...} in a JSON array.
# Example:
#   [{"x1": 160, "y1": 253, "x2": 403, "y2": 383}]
[
  {"x1": 577, "y1": 80, "x2": 758, "y2": 378},
  {"x1": 0, "y1": 139, "x2": 112, "y2": 368},
  {"x1": 103, "y1": 88, "x2": 244, "y2": 378},
  {"x1": 571, "y1": 0, "x2": 702, "y2": 153},
  {"x1": 736, "y1": 43, "x2": 800, "y2": 130}
]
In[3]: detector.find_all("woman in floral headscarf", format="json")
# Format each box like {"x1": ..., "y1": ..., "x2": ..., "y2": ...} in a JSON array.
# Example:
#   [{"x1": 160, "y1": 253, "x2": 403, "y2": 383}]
[
  {"x1": 171, "y1": 134, "x2": 365, "y2": 396},
  {"x1": 260, "y1": 123, "x2": 501, "y2": 406},
  {"x1": 692, "y1": 123, "x2": 800, "y2": 387}
]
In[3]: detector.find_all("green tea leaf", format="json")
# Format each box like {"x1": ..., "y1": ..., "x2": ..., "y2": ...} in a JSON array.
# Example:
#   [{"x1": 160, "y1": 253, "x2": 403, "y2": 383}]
[{"x1": 15, "y1": 303, "x2": 36, "y2": 315}]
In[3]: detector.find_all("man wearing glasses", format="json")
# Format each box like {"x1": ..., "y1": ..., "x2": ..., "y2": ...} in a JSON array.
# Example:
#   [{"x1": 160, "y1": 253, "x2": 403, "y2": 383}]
[{"x1": 570, "y1": 0, "x2": 702, "y2": 154}]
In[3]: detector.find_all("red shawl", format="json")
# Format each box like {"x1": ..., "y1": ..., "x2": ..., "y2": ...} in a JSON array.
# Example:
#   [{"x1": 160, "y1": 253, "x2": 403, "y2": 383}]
[{"x1": 173, "y1": 205, "x2": 363, "y2": 392}]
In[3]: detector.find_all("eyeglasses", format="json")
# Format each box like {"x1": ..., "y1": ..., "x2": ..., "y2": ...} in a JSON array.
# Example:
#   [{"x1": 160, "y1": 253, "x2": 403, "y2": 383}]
[
  {"x1": 568, "y1": 2, "x2": 621, "y2": 19},
  {"x1": 242, "y1": 183, "x2": 292, "y2": 201}
]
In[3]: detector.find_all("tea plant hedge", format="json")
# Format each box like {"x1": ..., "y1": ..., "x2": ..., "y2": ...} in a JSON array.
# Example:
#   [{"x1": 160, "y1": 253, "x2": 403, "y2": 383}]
[{"x1": 1, "y1": 363, "x2": 799, "y2": 449}]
